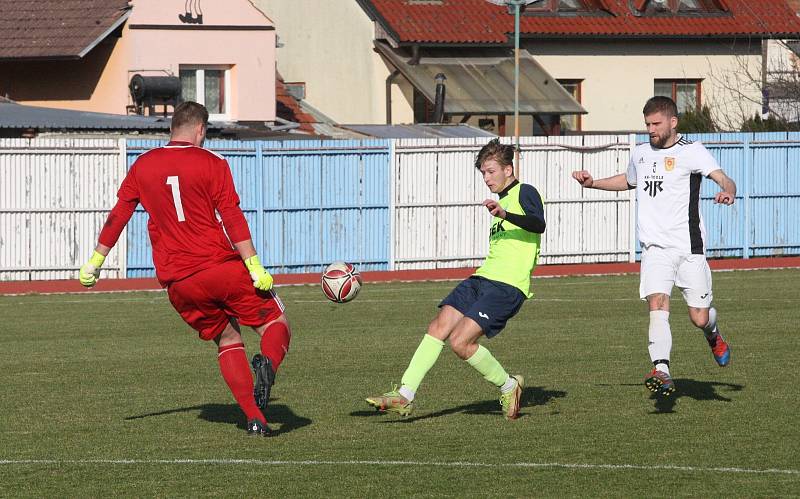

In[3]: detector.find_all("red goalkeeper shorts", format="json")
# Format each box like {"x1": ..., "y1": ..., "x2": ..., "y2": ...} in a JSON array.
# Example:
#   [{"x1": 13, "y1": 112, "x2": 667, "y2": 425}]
[{"x1": 166, "y1": 259, "x2": 285, "y2": 341}]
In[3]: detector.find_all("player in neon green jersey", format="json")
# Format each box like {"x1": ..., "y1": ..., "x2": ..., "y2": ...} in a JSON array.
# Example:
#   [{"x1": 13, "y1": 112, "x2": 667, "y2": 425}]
[{"x1": 365, "y1": 138, "x2": 546, "y2": 420}]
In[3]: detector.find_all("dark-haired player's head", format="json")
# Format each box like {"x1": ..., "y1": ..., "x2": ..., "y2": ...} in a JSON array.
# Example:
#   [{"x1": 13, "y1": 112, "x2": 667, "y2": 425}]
[
  {"x1": 171, "y1": 101, "x2": 209, "y2": 146},
  {"x1": 475, "y1": 138, "x2": 516, "y2": 194},
  {"x1": 643, "y1": 96, "x2": 678, "y2": 118},
  {"x1": 643, "y1": 96, "x2": 679, "y2": 149},
  {"x1": 475, "y1": 138, "x2": 514, "y2": 170}
]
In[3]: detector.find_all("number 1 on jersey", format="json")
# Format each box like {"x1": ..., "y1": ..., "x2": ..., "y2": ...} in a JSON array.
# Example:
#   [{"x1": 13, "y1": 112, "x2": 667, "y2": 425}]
[{"x1": 166, "y1": 176, "x2": 186, "y2": 222}]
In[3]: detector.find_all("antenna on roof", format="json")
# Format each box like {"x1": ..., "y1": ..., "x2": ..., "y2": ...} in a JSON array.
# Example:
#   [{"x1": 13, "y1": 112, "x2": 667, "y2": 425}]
[
  {"x1": 485, "y1": 0, "x2": 541, "y2": 13},
  {"x1": 484, "y1": 0, "x2": 545, "y2": 176}
]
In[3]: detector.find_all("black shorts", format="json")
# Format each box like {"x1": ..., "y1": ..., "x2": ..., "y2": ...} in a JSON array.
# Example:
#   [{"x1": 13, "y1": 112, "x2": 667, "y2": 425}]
[{"x1": 439, "y1": 276, "x2": 526, "y2": 338}]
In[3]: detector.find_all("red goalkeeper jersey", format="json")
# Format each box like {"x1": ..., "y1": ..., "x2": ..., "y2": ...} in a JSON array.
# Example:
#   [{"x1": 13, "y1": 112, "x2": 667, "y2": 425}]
[{"x1": 99, "y1": 141, "x2": 251, "y2": 286}]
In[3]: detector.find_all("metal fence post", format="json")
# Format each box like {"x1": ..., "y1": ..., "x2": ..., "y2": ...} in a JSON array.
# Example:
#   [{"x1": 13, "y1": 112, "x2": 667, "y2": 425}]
[
  {"x1": 743, "y1": 136, "x2": 751, "y2": 259},
  {"x1": 256, "y1": 141, "x2": 265, "y2": 258},
  {"x1": 388, "y1": 139, "x2": 396, "y2": 271},
  {"x1": 628, "y1": 133, "x2": 637, "y2": 262},
  {"x1": 118, "y1": 137, "x2": 128, "y2": 278}
]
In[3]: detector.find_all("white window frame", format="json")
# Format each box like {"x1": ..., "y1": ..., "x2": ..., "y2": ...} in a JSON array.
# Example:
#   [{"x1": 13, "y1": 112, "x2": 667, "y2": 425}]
[{"x1": 179, "y1": 65, "x2": 232, "y2": 121}]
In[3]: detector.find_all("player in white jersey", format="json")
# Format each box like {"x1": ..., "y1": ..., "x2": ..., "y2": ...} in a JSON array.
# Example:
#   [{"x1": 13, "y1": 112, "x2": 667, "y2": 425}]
[{"x1": 571, "y1": 96, "x2": 736, "y2": 397}]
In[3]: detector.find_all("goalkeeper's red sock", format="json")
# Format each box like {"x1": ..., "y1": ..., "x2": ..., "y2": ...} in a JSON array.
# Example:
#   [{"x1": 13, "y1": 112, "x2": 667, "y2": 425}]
[
  {"x1": 217, "y1": 343, "x2": 265, "y2": 424},
  {"x1": 260, "y1": 321, "x2": 291, "y2": 373}
]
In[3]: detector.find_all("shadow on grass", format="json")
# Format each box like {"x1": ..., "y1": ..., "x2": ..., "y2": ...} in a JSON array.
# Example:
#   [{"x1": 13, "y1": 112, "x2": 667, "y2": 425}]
[
  {"x1": 350, "y1": 386, "x2": 567, "y2": 423},
  {"x1": 640, "y1": 378, "x2": 745, "y2": 414},
  {"x1": 125, "y1": 401, "x2": 312, "y2": 435}
]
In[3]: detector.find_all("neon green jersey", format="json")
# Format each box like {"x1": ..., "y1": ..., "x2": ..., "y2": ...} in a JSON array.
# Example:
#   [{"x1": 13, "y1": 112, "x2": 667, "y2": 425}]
[{"x1": 474, "y1": 182, "x2": 543, "y2": 298}]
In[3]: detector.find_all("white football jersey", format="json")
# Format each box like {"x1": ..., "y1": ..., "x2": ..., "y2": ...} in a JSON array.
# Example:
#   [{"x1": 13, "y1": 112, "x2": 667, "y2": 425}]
[{"x1": 626, "y1": 135, "x2": 721, "y2": 254}]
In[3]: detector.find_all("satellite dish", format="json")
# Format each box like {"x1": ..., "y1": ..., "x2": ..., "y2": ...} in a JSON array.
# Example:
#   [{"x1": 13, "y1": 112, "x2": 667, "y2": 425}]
[{"x1": 485, "y1": 0, "x2": 544, "y2": 12}]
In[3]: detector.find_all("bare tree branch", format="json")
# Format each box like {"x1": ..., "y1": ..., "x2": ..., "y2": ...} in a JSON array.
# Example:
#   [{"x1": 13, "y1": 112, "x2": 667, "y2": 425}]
[{"x1": 705, "y1": 41, "x2": 800, "y2": 130}]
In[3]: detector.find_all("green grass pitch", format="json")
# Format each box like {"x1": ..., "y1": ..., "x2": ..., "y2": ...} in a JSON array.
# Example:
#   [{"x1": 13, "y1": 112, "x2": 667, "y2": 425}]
[{"x1": 1, "y1": 269, "x2": 798, "y2": 497}]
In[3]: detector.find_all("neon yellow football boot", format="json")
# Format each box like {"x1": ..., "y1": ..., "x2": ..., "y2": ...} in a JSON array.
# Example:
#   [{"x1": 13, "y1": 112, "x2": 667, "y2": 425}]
[
  {"x1": 365, "y1": 384, "x2": 414, "y2": 417},
  {"x1": 499, "y1": 375, "x2": 524, "y2": 420}
]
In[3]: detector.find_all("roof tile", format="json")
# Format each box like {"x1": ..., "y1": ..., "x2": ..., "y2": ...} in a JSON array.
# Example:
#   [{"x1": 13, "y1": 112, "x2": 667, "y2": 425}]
[
  {"x1": 363, "y1": 0, "x2": 800, "y2": 43},
  {"x1": 275, "y1": 74, "x2": 317, "y2": 134},
  {"x1": 0, "y1": 0, "x2": 130, "y2": 59}
]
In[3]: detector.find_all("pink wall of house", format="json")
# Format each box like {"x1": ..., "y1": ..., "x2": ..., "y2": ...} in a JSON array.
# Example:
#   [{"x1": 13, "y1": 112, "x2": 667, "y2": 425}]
[
  {"x1": 133, "y1": 0, "x2": 274, "y2": 26},
  {"x1": 5, "y1": 0, "x2": 276, "y2": 122}
]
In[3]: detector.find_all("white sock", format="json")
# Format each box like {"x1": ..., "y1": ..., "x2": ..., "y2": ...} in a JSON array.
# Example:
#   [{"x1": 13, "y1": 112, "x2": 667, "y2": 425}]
[
  {"x1": 398, "y1": 385, "x2": 415, "y2": 402},
  {"x1": 648, "y1": 310, "x2": 671, "y2": 371},
  {"x1": 703, "y1": 307, "x2": 719, "y2": 338},
  {"x1": 500, "y1": 376, "x2": 517, "y2": 393}
]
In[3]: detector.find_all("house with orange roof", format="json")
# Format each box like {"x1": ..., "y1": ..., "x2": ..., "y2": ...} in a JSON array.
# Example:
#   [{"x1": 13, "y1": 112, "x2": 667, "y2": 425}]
[
  {"x1": 255, "y1": 0, "x2": 800, "y2": 133},
  {"x1": 0, "y1": 0, "x2": 277, "y2": 123}
]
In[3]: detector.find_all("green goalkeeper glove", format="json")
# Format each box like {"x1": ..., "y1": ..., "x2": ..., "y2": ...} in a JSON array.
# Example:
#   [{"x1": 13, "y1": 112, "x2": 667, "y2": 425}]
[
  {"x1": 244, "y1": 255, "x2": 273, "y2": 291},
  {"x1": 79, "y1": 251, "x2": 106, "y2": 287}
]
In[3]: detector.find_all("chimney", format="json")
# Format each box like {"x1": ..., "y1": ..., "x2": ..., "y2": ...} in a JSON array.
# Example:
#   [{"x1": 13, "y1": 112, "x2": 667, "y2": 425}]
[{"x1": 432, "y1": 73, "x2": 447, "y2": 124}]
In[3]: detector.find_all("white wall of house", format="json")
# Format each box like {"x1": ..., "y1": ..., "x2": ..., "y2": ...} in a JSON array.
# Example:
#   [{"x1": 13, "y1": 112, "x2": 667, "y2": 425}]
[
  {"x1": 527, "y1": 39, "x2": 763, "y2": 131},
  {"x1": 252, "y1": 0, "x2": 414, "y2": 125},
  {"x1": 767, "y1": 40, "x2": 797, "y2": 70},
  {"x1": 766, "y1": 39, "x2": 800, "y2": 122},
  {"x1": 246, "y1": 3, "x2": 767, "y2": 132}
]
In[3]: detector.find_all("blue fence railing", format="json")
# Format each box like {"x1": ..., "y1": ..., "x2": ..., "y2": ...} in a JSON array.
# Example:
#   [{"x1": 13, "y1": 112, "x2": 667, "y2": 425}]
[
  {"x1": 125, "y1": 139, "x2": 392, "y2": 278},
  {"x1": 634, "y1": 132, "x2": 800, "y2": 260}
]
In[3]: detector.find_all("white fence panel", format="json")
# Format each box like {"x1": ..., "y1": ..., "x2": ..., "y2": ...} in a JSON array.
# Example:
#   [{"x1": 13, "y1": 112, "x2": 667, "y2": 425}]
[
  {"x1": 393, "y1": 138, "x2": 490, "y2": 269},
  {"x1": 0, "y1": 138, "x2": 125, "y2": 281},
  {"x1": 392, "y1": 135, "x2": 634, "y2": 269},
  {"x1": 525, "y1": 134, "x2": 634, "y2": 264}
]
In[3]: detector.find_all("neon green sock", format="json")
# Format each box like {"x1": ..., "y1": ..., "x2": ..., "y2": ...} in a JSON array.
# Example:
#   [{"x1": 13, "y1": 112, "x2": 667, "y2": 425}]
[
  {"x1": 400, "y1": 334, "x2": 444, "y2": 392},
  {"x1": 466, "y1": 345, "x2": 509, "y2": 387}
]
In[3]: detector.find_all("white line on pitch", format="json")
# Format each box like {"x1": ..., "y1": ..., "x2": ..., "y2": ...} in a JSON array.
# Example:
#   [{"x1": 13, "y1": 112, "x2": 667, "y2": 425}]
[
  {"x1": 1, "y1": 296, "x2": 798, "y2": 306},
  {"x1": 0, "y1": 459, "x2": 796, "y2": 475}
]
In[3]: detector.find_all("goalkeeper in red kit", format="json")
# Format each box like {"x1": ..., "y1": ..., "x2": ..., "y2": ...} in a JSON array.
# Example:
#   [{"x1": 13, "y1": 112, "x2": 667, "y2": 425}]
[{"x1": 78, "y1": 102, "x2": 288, "y2": 437}]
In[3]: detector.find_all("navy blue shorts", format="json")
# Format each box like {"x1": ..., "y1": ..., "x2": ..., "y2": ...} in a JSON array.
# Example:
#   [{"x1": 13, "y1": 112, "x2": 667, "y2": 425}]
[{"x1": 439, "y1": 276, "x2": 526, "y2": 338}]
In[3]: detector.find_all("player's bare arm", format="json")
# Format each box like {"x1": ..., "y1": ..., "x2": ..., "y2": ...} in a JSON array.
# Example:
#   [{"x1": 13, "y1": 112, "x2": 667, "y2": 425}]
[
  {"x1": 233, "y1": 239, "x2": 258, "y2": 260},
  {"x1": 92, "y1": 243, "x2": 111, "y2": 257},
  {"x1": 707, "y1": 169, "x2": 736, "y2": 205},
  {"x1": 571, "y1": 171, "x2": 631, "y2": 191}
]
